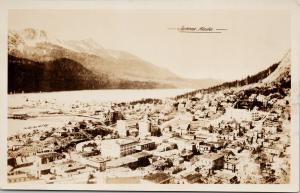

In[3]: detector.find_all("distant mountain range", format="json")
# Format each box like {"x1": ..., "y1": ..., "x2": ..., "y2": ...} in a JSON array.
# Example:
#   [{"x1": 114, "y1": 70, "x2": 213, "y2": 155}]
[{"x1": 8, "y1": 28, "x2": 220, "y2": 93}]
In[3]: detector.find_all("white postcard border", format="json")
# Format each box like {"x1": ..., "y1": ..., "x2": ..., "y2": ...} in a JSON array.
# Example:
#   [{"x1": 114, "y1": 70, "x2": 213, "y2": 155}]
[{"x1": 0, "y1": 0, "x2": 299, "y2": 192}]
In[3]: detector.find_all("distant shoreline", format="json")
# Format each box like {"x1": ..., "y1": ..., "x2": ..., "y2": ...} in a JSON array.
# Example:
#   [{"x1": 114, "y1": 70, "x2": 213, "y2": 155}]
[{"x1": 8, "y1": 88, "x2": 196, "y2": 95}]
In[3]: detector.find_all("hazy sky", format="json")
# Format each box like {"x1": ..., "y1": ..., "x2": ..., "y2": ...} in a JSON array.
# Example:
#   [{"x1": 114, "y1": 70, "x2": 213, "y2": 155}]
[{"x1": 8, "y1": 10, "x2": 290, "y2": 81}]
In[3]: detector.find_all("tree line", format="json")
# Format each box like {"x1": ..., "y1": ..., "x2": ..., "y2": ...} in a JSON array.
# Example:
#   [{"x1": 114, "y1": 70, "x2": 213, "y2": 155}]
[{"x1": 175, "y1": 61, "x2": 281, "y2": 100}]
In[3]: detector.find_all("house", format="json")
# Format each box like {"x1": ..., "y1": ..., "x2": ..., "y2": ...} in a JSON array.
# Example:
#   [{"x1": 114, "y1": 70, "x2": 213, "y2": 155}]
[
  {"x1": 189, "y1": 119, "x2": 210, "y2": 134},
  {"x1": 168, "y1": 154, "x2": 184, "y2": 166},
  {"x1": 106, "y1": 156, "x2": 138, "y2": 169},
  {"x1": 70, "y1": 150, "x2": 105, "y2": 171},
  {"x1": 206, "y1": 140, "x2": 225, "y2": 150},
  {"x1": 224, "y1": 159, "x2": 239, "y2": 173},
  {"x1": 194, "y1": 126, "x2": 211, "y2": 136},
  {"x1": 142, "y1": 172, "x2": 173, "y2": 184},
  {"x1": 168, "y1": 137, "x2": 196, "y2": 152},
  {"x1": 127, "y1": 151, "x2": 152, "y2": 169},
  {"x1": 7, "y1": 170, "x2": 36, "y2": 183},
  {"x1": 33, "y1": 152, "x2": 65, "y2": 178},
  {"x1": 263, "y1": 119, "x2": 280, "y2": 128},
  {"x1": 257, "y1": 94, "x2": 267, "y2": 104},
  {"x1": 36, "y1": 152, "x2": 64, "y2": 165},
  {"x1": 214, "y1": 171, "x2": 239, "y2": 184},
  {"x1": 198, "y1": 143, "x2": 212, "y2": 154},
  {"x1": 226, "y1": 107, "x2": 252, "y2": 121},
  {"x1": 9, "y1": 156, "x2": 35, "y2": 168},
  {"x1": 151, "y1": 159, "x2": 168, "y2": 170},
  {"x1": 184, "y1": 172, "x2": 205, "y2": 184},
  {"x1": 180, "y1": 149, "x2": 194, "y2": 161},
  {"x1": 136, "y1": 139, "x2": 155, "y2": 151},
  {"x1": 101, "y1": 138, "x2": 138, "y2": 158},
  {"x1": 251, "y1": 110, "x2": 261, "y2": 121},
  {"x1": 7, "y1": 140, "x2": 24, "y2": 151},
  {"x1": 267, "y1": 111, "x2": 279, "y2": 121},
  {"x1": 9, "y1": 143, "x2": 45, "y2": 157},
  {"x1": 193, "y1": 153, "x2": 224, "y2": 174},
  {"x1": 156, "y1": 142, "x2": 177, "y2": 152},
  {"x1": 262, "y1": 140, "x2": 273, "y2": 148},
  {"x1": 75, "y1": 140, "x2": 100, "y2": 152},
  {"x1": 173, "y1": 123, "x2": 190, "y2": 135},
  {"x1": 178, "y1": 102, "x2": 186, "y2": 112},
  {"x1": 240, "y1": 120, "x2": 253, "y2": 130},
  {"x1": 81, "y1": 155, "x2": 107, "y2": 171},
  {"x1": 263, "y1": 126, "x2": 278, "y2": 135},
  {"x1": 194, "y1": 110, "x2": 207, "y2": 119},
  {"x1": 9, "y1": 113, "x2": 30, "y2": 120},
  {"x1": 106, "y1": 110, "x2": 124, "y2": 125},
  {"x1": 50, "y1": 160, "x2": 86, "y2": 178},
  {"x1": 221, "y1": 150, "x2": 236, "y2": 160},
  {"x1": 264, "y1": 146, "x2": 282, "y2": 159}
]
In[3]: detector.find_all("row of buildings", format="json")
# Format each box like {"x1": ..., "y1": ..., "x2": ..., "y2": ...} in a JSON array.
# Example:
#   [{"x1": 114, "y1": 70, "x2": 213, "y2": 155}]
[{"x1": 7, "y1": 79, "x2": 291, "y2": 184}]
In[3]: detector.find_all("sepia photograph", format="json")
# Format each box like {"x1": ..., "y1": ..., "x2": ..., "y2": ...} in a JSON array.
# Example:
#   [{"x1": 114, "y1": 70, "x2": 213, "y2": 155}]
[{"x1": 0, "y1": 0, "x2": 299, "y2": 192}]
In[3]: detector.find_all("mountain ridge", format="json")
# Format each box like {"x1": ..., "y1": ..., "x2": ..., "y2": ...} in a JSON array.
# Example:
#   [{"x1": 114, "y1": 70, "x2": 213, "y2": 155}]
[
  {"x1": 8, "y1": 28, "x2": 220, "y2": 91},
  {"x1": 175, "y1": 50, "x2": 291, "y2": 100},
  {"x1": 8, "y1": 55, "x2": 177, "y2": 93}
]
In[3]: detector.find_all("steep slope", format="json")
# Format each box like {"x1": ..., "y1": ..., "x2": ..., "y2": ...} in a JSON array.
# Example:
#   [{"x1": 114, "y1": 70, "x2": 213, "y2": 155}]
[
  {"x1": 8, "y1": 55, "x2": 175, "y2": 93},
  {"x1": 262, "y1": 50, "x2": 291, "y2": 84},
  {"x1": 8, "y1": 55, "x2": 104, "y2": 92},
  {"x1": 175, "y1": 50, "x2": 291, "y2": 99}
]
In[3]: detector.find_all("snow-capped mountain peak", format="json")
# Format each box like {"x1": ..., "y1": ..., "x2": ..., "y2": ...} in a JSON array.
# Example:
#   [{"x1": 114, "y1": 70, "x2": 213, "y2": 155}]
[
  {"x1": 61, "y1": 38, "x2": 106, "y2": 56},
  {"x1": 8, "y1": 28, "x2": 106, "y2": 56}
]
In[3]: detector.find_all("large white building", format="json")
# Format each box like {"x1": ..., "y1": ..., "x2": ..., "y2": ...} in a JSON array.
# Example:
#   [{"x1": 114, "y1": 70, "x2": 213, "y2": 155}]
[
  {"x1": 116, "y1": 120, "x2": 127, "y2": 137},
  {"x1": 138, "y1": 119, "x2": 150, "y2": 139},
  {"x1": 101, "y1": 138, "x2": 139, "y2": 158},
  {"x1": 116, "y1": 120, "x2": 138, "y2": 137}
]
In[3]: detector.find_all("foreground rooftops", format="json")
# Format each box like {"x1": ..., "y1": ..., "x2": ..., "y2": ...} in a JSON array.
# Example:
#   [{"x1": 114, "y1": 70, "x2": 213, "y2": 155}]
[
  {"x1": 37, "y1": 152, "x2": 63, "y2": 159},
  {"x1": 197, "y1": 153, "x2": 224, "y2": 161},
  {"x1": 116, "y1": 138, "x2": 139, "y2": 145}
]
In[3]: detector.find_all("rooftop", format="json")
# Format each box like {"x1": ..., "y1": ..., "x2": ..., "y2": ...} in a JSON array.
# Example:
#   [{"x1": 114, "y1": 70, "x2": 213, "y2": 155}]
[
  {"x1": 129, "y1": 151, "x2": 152, "y2": 159},
  {"x1": 138, "y1": 139, "x2": 154, "y2": 145},
  {"x1": 87, "y1": 155, "x2": 107, "y2": 163},
  {"x1": 107, "y1": 156, "x2": 138, "y2": 168},
  {"x1": 153, "y1": 149, "x2": 180, "y2": 158},
  {"x1": 143, "y1": 172, "x2": 172, "y2": 184},
  {"x1": 198, "y1": 153, "x2": 224, "y2": 161},
  {"x1": 185, "y1": 173, "x2": 205, "y2": 184},
  {"x1": 214, "y1": 170, "x2": 237, "y2": 180},
  {"x1": 54, "y1": 160, "x2": 85, "y2": 171},
  {"x1": 116, "y1": 138, "x2": 139, "y2": 145},
  {"x1": 37, "y1": 152, "x2": 63, "y2": 159}
]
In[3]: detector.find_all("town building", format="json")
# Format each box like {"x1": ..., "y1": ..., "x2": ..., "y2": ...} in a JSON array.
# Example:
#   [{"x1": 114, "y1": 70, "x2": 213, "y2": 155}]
[
  {"x1": 51, "y1": 160, "x2": 86, "y2": 178},
  {"x1": 101, "y1": 138, "x2": 138, "y2": 158},
  {"x1": 33, "y1": 152, "x2": 65, "y2": 178},
  {"x1": 193, "y1": 153, "x2": 224, "y2": 174},
  {"x1": 116, "y1": 120, "x2": 138, "y2": 137},
  {"x1": 136, "y1": 139, "x2": 155, "y2": 151},
  {"x1": 142, "y1": 172, "x2": 174, "y2": 184},
  {"x1": 138, "y1": 119, "x2": 151, "y2": 139}
]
